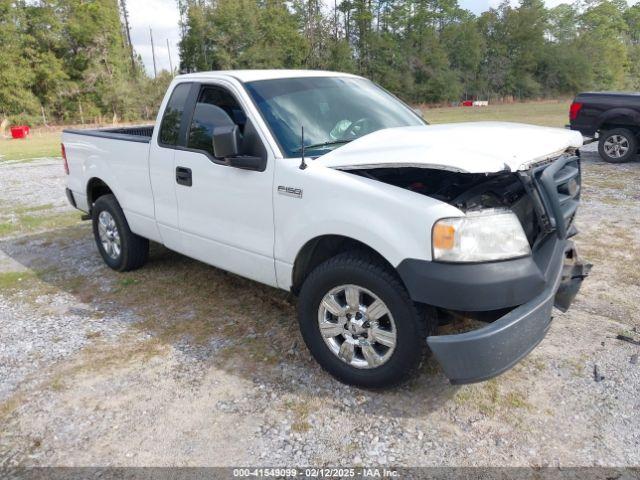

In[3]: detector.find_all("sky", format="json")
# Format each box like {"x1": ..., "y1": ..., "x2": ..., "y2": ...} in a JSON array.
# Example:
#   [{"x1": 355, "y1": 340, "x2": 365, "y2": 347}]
[
  {"x1": 127, "y1": 0, "x2": 182, "y2": 76},
  {"x1": 127, "y1": 0, "x2": 637, "y2": 76}
]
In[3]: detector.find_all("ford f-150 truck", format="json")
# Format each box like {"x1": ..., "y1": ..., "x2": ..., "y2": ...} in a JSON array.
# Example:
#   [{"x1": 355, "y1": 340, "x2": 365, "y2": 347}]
[
  {"x1": 63, "y1": 70, "x2": 590, "y2": 388},
  {"x1": 569, "y1": 92, "x2": 640, "y2": 163}
]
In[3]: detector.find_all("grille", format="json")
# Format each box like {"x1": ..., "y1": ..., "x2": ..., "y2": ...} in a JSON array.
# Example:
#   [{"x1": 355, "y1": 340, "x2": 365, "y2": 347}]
[{"x1": 532, "y1": 155, "x2": 581, "y2": 239}]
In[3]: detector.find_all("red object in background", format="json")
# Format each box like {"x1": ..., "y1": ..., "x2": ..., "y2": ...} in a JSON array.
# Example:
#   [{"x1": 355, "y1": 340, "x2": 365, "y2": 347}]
[
  {"x1": 462, "y1": 100, "x2": 473, "y2": 107},
  {"x1": 10, "y1": 125, "x2": 30, "y2": 139},
  {"x1": 569, "y1": 102, "x2": 583, "y2": 121}
]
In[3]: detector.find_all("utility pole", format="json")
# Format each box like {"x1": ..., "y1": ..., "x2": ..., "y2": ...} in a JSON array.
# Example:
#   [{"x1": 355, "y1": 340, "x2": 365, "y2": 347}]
[
  {"x1": 167, "y1": 38, "x2": 174, "y2": 74},
  {"x1": 120, "y1": 0, "x2": 135, "y2": 73},
  {"x1": 150, "y1": 27, "x2": 157, "y2": 79},
  {"x1": 334, "y1": 0, "x2": 338, "y2": 40}
]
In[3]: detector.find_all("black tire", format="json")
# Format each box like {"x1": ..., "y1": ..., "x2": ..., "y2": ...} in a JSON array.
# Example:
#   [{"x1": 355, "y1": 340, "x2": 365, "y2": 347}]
[
  {"x1": 297, "y1": 251, "x2": 432, "y2": 389},
  {"x1": 598, "y1": 128, "x2": 638, "y2": 163},
  {"x1": 91, "y1": 194, "x2": 149, "y2": 272}
]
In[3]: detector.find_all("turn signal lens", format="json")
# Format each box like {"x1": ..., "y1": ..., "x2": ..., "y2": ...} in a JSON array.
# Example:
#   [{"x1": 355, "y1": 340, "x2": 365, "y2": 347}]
[{"x1": 433, "y1": 223, "x2": 456, "y2": 250}]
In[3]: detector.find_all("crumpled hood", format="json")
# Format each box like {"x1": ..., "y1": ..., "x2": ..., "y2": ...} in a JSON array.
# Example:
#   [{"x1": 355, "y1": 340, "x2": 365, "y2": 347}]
[{"x1": 318, "y1": 122, "x2": 583, "y2": 173}]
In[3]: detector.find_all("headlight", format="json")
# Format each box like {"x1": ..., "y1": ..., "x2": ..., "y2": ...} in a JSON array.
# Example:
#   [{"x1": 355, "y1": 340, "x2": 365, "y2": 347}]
[{"x1": 432, "y1": 209, "x2": 530, "y2": 262}]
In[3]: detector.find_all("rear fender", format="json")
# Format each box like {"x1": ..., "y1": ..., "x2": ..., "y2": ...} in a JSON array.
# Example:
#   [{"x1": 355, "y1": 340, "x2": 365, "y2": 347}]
[{"x1": 597, "y1": 108, "x2": 640, "y2": 132}]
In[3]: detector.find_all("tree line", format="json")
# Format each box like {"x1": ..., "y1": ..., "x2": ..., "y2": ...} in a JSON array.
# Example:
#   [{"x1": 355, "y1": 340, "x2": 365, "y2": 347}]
[
  {"x1": 1, "y1": 0, "x2": 638, "y2": 126},
  {"x1": 0, "y1": 0, "x2": 172, "y2": 126},
  {"x1": 179, "y1": 0, "x2": 640, "y2": 104}
]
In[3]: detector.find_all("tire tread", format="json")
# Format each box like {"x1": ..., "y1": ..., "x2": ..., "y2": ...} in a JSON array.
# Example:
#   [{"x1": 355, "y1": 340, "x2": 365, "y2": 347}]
[{"x1": 598, "y1": 128, "x2": 638, "y2": 163}]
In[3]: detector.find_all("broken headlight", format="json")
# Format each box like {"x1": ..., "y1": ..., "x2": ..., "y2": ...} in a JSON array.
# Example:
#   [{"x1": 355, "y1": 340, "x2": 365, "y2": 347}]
[{"x1": 432, "y1": 209, "x2": 530, "y2": 262}]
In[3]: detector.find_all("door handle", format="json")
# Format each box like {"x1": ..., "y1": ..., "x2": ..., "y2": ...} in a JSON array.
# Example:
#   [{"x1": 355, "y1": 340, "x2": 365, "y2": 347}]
[{"x1": 176, "y1": 167, "x2": 192, "y2": 187}]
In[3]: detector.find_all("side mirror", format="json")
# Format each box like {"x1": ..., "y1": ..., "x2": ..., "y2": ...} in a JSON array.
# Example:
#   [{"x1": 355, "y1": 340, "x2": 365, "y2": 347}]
[
  {"x1": 212, "y1": 125, "x2": 240, "y2": 158},
  {"x1": 212, "y1": 123, "x2": 266, "y2": 172}
]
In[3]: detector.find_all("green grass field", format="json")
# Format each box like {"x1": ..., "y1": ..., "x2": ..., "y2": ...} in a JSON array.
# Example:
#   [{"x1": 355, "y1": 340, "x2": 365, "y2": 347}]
[
  {"x1": 424, "y1": 100, "x2": 571, "y2": 127},
  {"x1": 0, "y1": 130, "x2": 62, "y2": 161},
  {"x1": 0, "y1": 100, "x2": 571, "y2": 162}
]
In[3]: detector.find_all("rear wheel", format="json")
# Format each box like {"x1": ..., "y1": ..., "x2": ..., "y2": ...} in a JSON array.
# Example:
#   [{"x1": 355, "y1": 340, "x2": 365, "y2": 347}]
[
  {"x1": 598, "y1": 128, "x2": 638, "y2": 163},
  {"x1": 92, "y1": 194, "x2": 149, "y2": 272},
  {"x1": 297, "y1": 251, "x2": 432, "y2": 388}
]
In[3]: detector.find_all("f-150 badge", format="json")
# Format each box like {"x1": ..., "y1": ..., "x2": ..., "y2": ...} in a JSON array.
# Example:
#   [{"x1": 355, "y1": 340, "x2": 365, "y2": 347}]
[{"x1": 278, "y1": 186, "x2": 303, "y2": 198}]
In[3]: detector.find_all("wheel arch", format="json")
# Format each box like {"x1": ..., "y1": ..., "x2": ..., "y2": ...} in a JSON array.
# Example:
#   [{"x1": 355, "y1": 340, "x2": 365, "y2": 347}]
[
  {"x1": 598, "y1": 109, "x2": 640, "y2": 135},
  {"x1": 290, "y1": 234, "x2": 403, "y2": 295},
  {"x1": 86, "y1": 177, "x2": 115, "y2": 212}
]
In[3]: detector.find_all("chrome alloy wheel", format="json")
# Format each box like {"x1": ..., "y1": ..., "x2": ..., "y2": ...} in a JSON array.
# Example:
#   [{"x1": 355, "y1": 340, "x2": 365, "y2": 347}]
[
  {"x1": 603, "y1": 134, "x2": 630, "y2": 158},
  {"x1": 317, "y1": 284, "x2": 397, "y2": 369},
  {"x1": 97, "y1": 210, "x2": 121, "y2": 259}
]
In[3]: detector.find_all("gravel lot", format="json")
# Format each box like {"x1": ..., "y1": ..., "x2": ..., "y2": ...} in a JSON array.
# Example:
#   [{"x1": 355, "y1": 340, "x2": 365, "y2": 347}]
[{"x1": 0, "y1": 144, "x2": 639, "y2": 468}]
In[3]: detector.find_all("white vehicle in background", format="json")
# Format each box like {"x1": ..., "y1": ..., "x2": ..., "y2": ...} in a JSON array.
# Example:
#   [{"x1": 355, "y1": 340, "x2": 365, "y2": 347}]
[{"x1": 63, "y1": 70, "x2": 590, "y2": 388}]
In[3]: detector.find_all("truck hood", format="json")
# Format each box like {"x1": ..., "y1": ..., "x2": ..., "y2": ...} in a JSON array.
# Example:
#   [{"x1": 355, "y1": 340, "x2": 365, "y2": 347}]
[{"x1": 319, "y1": 122, "x2": 583, "y2": 173}]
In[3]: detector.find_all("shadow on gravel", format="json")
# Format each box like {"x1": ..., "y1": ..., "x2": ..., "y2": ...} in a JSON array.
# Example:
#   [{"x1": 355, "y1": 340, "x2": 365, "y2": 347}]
[
  {"x1": 579, "y1": 148, "x2": 640, "y2": 169},
  {"x1": 0, "y1": 223, "x2": 458, "y2": 416}
]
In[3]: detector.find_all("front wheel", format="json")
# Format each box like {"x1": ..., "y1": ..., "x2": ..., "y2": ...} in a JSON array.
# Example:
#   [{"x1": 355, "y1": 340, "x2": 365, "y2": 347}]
[
  {"x1": 598, "y1": 128, "x2": 638, "y2": 163},
  {"x1": 297, "y1": 252, "x2": 431, "y2": 388},
  {"x1": 92, "y1": 194, "x2": 149, "y2": 272}
]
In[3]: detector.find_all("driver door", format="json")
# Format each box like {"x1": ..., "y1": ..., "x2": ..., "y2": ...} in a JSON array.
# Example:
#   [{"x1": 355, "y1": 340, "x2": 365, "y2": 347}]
[{"x1": 173, "y1": 82, "x2": 277, "y2": 287}]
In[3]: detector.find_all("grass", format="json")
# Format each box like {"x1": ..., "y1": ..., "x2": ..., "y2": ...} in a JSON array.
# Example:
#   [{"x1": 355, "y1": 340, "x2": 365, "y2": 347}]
[
  {"x1": 0, "y1": 203, "x2": 55, "y2": 215},
  {"x1": 0, "y1": 210, "x2": 81, "y2": 238},
  {"x1": 283, "y1": 399, "x2": 312, "y2": 433},
  {"x1": 424, "y1": 100, "x2": 571, "y2": 127},
  {"x1": 0, "y1": 130, "x2": 62, "y2": 161},
  {"x1": 503, "y1": 391, "x2": 531, "y2": 409},
  {"x1": 453, "y1": 379, "x2": 532, "y2": 416},
  {"x1": 0, "y1": 392, "x2": 24, "y2": 420},
  {"x1": 0, "y1": 268, "x2": 64, "y2": 302},
  {"x1": 0, "y1": 271, "x2": 35, "y2": 291},
  {"x1": 72, "y1": 336, "x2": 168, "y2": 374},
  {"x1": 114, "y1": 277, "x2": 139, "y2": 292}
]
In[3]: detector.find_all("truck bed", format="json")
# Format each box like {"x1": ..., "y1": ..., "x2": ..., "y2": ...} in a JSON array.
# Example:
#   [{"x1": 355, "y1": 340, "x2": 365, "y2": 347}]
[
  {"x1": 62, "y1": 125, "x2": 156, "y2": 222},
  {"x1": 63, "y1": 125, "x2": 154, "y2": 143}
]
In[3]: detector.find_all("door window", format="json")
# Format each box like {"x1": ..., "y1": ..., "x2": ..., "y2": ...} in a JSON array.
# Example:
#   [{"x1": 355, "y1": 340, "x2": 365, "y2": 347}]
[
  {"x1": 187, "y1": 86, "x2": 247, "y2": 157},
  {"x1": 159, "y1": 83, "x2": 192, "y2": 146}
]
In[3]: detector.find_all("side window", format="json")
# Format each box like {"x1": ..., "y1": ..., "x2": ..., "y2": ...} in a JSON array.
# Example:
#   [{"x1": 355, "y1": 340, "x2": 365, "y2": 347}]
[
  {"x1": 187, "y1": 86, "x2": 247, "y2": 157},
  {"x1": 159, "y1": 83, "x2": 191, "y2": 146}
]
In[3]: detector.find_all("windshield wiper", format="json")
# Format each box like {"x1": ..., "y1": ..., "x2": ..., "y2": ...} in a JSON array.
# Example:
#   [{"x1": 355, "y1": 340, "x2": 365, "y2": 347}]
[{"x1": 295, "y1": 139, "x2": 353, "y2": 153}]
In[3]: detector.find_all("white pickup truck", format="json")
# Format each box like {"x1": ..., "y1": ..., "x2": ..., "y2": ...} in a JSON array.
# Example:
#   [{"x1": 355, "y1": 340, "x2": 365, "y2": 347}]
[{"x1": 63, "y1": 70, "x2": 590, "y2": 388}]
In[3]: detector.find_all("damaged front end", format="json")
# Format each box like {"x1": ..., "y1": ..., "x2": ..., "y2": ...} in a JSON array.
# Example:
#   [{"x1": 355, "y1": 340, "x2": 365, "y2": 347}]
[
  {"x1": 555, "y1": 244, "x2": 591, "y2": 312},
  {"x1": 343, "y1": 151, "x2": 592, "y2": 383},
  {"x1": 348, "y1": 161, "x2": 544, "y2": 249}
]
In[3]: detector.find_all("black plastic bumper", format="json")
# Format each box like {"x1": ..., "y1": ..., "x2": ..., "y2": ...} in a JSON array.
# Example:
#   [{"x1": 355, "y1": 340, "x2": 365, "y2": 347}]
[
  {"x1": 426, "y1": 240, "x2": 590, "y2": 384},
  {"x1": 397, "y1": 234, "x2": 562, "y2": 311}
]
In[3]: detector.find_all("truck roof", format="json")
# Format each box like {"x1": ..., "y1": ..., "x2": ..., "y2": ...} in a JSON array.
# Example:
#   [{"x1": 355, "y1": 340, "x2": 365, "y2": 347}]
[{"x1": 176, "y1": 69, "x2": 360, "y2": 83}]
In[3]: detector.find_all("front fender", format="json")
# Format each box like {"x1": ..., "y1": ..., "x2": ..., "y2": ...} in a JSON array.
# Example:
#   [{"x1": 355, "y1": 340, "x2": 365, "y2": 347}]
[{"x1": 273, "y1": 160, "x2": 461, "y2": 289}]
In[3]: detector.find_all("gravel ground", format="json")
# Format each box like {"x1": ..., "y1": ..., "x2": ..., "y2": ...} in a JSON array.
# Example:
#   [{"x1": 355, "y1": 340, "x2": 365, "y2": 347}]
[{"x1": 0, "y1": 144, "x2": 639, "y2": 468}]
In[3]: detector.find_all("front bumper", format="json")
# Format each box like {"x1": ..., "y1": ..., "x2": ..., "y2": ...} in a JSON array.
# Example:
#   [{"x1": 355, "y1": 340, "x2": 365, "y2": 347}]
[{"x1": 426, "y1": 239, "x2": 590, "y2": 384}]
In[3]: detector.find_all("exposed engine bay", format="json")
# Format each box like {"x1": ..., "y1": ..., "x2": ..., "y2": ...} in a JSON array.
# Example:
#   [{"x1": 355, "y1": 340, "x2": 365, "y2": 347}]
[{"x1": 347, "y1": 167, "x2": 541, "y2": 246}]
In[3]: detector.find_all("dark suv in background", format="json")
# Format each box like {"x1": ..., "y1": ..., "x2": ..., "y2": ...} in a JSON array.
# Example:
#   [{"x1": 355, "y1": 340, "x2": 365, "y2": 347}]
[{"x1": 569, "y1": 92, "x2": 640, "y2": 163}]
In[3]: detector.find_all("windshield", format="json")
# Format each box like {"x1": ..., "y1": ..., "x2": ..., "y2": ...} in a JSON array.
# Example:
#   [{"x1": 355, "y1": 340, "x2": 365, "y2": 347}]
[{"x1": 244, "y1": 77, "x2": 425, "y2": 158}]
